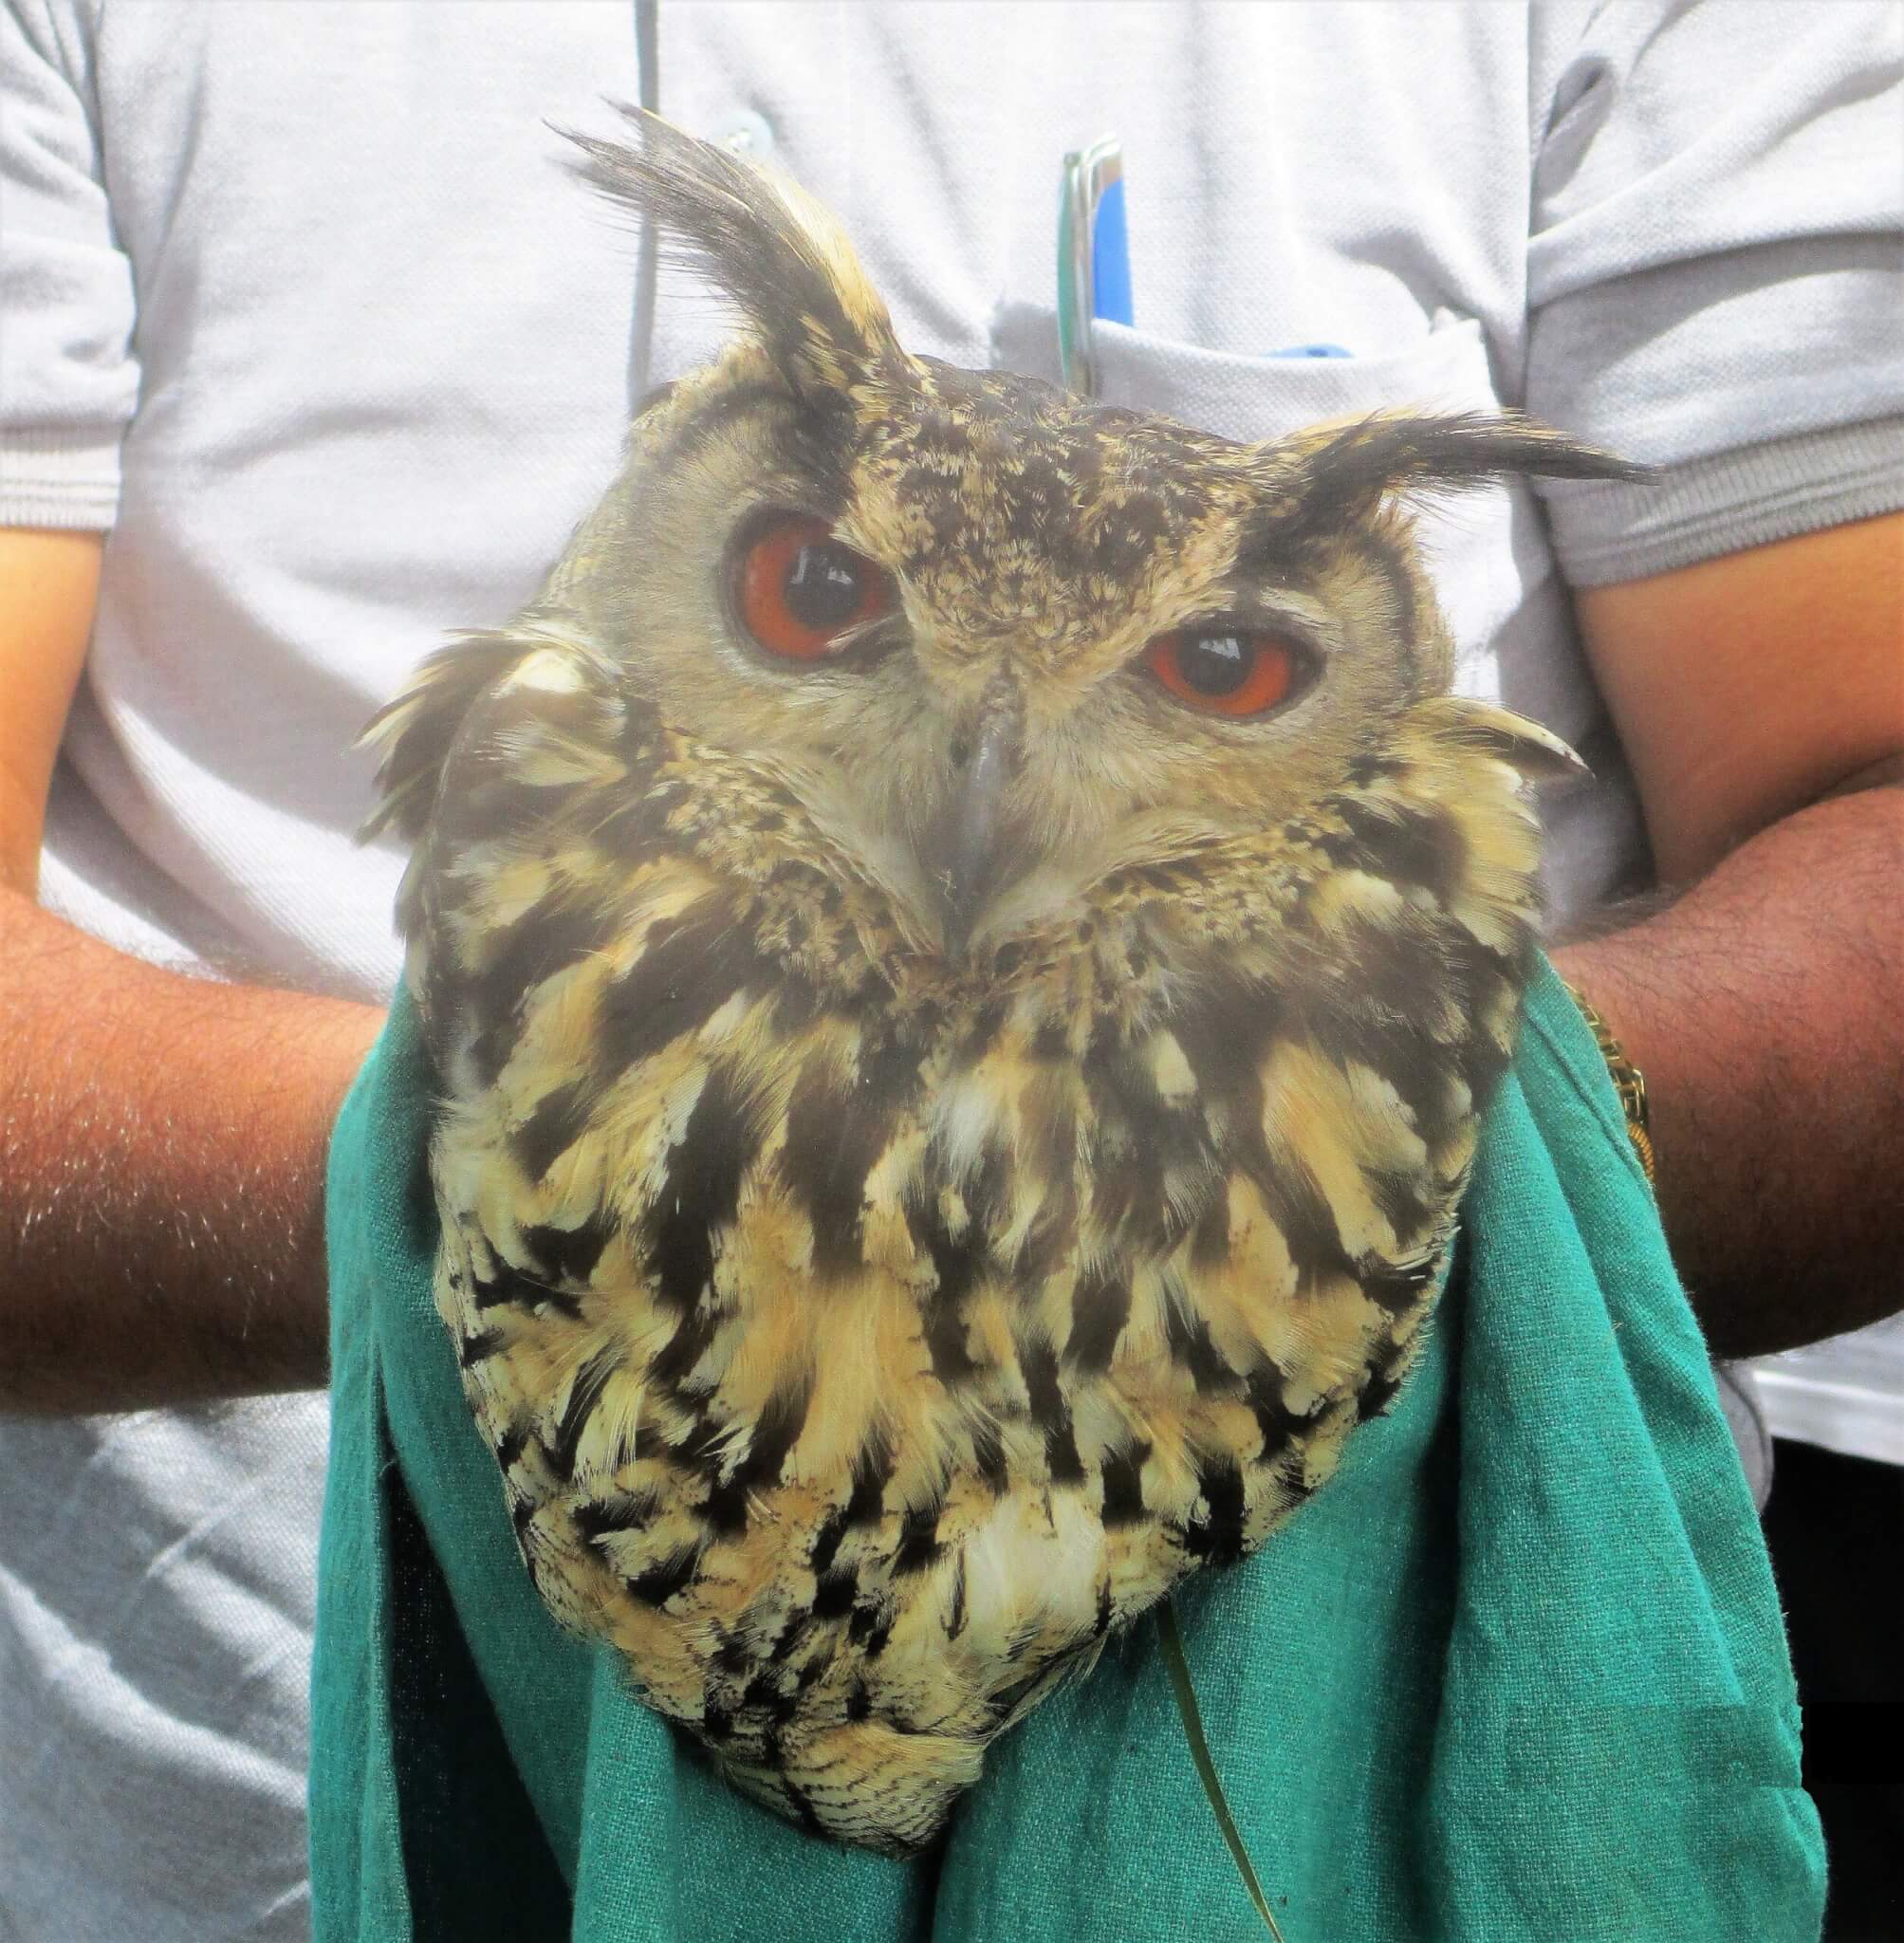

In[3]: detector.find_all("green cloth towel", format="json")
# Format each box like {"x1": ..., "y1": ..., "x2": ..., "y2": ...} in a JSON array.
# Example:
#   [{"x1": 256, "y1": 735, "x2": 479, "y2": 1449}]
[{"x1": 312, "y1": 960, "x2": 1824, "y2": 1941}]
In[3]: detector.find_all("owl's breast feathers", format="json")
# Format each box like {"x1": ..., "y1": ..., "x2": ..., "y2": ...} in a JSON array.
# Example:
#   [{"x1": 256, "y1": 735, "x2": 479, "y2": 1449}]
[{"x1": 400, "y1": 634, "x2": 1546, "y2": 1850}]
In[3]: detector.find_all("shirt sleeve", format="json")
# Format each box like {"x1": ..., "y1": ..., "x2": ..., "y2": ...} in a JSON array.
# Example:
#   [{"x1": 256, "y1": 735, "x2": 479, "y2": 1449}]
[
  {"x1": 1, "y1": 0, "x2": 138, "y2": 530},
  {"x1": 1525, "y1": 0, "x2": 1904, "y2": 586}
]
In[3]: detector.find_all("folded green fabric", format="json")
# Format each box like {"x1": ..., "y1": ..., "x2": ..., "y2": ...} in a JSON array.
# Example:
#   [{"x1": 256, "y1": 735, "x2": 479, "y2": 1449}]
[{"x1": 312, "y1": 959, "x2": 1824, "y2": 1942}]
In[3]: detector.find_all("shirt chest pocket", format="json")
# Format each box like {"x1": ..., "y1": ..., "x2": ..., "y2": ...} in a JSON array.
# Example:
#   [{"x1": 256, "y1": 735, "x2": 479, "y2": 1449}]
[{"x1": 988, "y1": 303, "x2": 1562, "y2": 706}]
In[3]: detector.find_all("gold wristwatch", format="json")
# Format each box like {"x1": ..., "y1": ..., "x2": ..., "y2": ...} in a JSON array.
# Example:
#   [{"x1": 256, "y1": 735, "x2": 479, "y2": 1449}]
[{"x1": 1562, "y1": 983, "x2": 1656, "y2": 1189}]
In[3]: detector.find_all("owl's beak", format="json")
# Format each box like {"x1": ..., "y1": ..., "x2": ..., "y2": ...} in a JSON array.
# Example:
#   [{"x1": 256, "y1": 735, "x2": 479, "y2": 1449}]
[{"x1": 926, "y1": 679, "x2": 1021, "y2": 961}]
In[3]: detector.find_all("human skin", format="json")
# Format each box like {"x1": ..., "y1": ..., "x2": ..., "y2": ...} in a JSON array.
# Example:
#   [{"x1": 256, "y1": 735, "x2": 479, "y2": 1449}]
[
  {"x1": 1558, "y1": 511, "x2": 1904, "y2": 1357},
  {"x1": 0, "y1": 512, "x2": 1898, "y2": 1409},
  {"x1": 0, "y1": 528, "x2": 382, "y2": 1412}
]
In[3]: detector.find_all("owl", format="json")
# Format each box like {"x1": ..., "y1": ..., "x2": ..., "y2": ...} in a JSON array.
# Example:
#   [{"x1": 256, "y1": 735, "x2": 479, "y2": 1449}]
[{"x1": 364, "y1": 111, "x2": 1636, "y2": 1853}]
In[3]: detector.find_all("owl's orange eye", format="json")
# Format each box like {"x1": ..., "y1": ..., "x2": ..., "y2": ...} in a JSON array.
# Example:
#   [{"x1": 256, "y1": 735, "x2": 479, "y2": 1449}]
[
  {"x1": 736, "y1": 514, "x2": 894, "y2": 661},
  {"x1": 1143, "y1": 627, "x2": 1303, "y2": 718}
]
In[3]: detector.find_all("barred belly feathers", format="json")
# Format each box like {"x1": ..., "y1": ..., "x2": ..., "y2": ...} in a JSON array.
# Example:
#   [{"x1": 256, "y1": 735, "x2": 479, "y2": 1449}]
[{"x1": 364, "y1": 113, "x2": 1637, "y2": 1852}]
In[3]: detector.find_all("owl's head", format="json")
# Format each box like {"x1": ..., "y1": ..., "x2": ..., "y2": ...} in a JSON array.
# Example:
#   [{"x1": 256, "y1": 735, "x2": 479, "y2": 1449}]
[{"x1": 375, "y1": 111, "x2": 1635, "y2": 985}]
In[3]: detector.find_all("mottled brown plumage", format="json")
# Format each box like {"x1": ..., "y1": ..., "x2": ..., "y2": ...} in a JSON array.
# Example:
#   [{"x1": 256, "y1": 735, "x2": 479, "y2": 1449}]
[{"x1": 365, "y1": 111, "x2": 1636, "y2": 1852}]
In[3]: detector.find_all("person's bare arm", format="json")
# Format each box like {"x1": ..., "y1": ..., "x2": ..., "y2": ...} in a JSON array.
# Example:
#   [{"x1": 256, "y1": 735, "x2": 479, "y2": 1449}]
[
  {"x1": 1552, "y1": 511, "x2": 1904, "y2": 1359},
  {"x1": 0, "y1": 527, "x2": 384, "y2": 1413}
]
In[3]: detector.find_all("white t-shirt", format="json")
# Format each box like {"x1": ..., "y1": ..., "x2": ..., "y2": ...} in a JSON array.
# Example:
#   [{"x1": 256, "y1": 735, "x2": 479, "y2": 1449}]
[{"x1": 2, "y1": 1, "x2": 1899, "y2": 1934}]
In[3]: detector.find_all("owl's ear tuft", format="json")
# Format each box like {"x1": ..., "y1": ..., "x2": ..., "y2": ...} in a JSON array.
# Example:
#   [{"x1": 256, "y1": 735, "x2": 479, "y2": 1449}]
[
  {"x1": 560, "y1": 104, "x2": 904, "y2": 405},
  {"x1": 1267, "y1": 409, "x2": 1648, "y2": 543}
]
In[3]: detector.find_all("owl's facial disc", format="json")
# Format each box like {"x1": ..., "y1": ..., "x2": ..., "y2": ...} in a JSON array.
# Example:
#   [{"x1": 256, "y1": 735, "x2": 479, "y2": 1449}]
[
  {"x1": 582, "y1": 340, "x2": 1627, "y2": 976},
  {"x1": 591, "y1": 357, "x2": 1423, "y2": 963}
]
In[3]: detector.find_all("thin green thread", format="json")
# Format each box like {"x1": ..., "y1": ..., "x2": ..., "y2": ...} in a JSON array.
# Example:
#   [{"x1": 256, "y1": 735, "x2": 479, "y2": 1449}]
[{"x1": 1157, "y1": 1599, "x2": 1289, "y2": 1943}]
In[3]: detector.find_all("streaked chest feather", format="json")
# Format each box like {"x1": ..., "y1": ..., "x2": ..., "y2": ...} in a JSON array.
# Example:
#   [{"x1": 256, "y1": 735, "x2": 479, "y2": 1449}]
[{"x1": 407, "y1": 673, "x2": 1541, "y2": 1851}]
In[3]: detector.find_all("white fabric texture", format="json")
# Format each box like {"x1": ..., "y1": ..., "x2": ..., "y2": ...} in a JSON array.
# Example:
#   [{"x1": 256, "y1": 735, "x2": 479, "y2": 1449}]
[
  {"x1": 0, "y1": 1, "x2": 1898, "y2": 1935},
  {"x1": 0, "y1": 1400, "x2": 326, "y2": 1943},
  {"x1": 1754, "y1": 1321, "x2": 1904, "y2": 1468}
]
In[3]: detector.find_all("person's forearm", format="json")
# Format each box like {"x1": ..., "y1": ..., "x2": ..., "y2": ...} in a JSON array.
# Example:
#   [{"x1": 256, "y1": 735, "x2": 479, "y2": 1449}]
[
  {"x1": 1553, "y1": 777, "x2": 1904, "y2": 1360},
  {"x1": 0, "y1": 886, "x2": 384, "y2": 1412}
]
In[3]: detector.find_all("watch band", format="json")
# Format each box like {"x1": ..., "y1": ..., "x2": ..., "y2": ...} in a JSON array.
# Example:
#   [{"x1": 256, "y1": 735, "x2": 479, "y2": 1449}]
[{"x1": 1561, "y1": 982, "x2": 1657, "y2": 1189}]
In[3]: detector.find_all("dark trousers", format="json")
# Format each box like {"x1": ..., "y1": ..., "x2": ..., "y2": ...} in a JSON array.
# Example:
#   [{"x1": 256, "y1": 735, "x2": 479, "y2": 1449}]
[{"x1": 1761, "y1": 1438, "x2": 1904, "y2": 1943}]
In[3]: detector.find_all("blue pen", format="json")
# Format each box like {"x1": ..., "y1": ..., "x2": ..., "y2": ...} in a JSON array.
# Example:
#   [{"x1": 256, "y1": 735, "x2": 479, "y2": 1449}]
[
  {"x1": 1057, "y1": 138, "x2": 1128, "y2": 397},
  {"x1": 1061, "y1": 144, "x2": 1348, "y2": 386}
]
